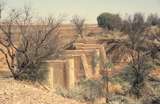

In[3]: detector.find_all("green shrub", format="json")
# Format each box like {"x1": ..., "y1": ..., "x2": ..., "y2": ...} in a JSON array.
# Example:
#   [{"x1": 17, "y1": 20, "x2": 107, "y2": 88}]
[
  {"x1": 56, "y1": 79, "x2": 104, "y2": 103},
  {"x1": 55, "y1": 87, "x2": 70, "y2": 98},
  {"x1": 79, "y1": 79, "x2": 104, "y2": 102}
]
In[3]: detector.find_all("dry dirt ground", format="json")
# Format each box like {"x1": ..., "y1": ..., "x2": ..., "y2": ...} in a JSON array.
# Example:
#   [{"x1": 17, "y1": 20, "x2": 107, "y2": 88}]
[{"x1": 0, "y1": 78, "x2": 86, "y2": 104}]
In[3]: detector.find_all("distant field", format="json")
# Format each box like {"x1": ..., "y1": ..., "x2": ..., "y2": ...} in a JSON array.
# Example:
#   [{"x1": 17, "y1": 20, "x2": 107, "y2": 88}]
[{"x1": 59, "y1": 24, "x2": 102, "y2": 37}]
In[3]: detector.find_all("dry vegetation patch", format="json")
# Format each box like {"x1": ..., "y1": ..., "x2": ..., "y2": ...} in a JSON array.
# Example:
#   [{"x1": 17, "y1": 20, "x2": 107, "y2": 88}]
[{"x1": 0, "y1": 78, "x2": 86, "y2": 104}]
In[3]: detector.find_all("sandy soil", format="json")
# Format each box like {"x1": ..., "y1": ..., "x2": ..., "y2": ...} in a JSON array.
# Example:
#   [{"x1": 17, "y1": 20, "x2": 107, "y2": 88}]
[{"x1": 0, "y1": 78, "x2": 86, "y2": 104}]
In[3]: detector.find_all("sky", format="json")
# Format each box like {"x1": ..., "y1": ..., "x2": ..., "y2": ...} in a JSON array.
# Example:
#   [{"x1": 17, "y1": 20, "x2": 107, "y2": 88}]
[{"x1": 4, "y1": 0, "x2": 160, "y2": 23}]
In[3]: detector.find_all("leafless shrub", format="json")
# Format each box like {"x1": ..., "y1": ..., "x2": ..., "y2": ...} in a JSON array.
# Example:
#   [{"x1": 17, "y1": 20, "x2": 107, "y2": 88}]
[
  {"x1": 70, "y1": 15, "x2": 85, "y2": 38},
  {"x1": 0, "y1": 5, "x2": 64, "y2": 80}
]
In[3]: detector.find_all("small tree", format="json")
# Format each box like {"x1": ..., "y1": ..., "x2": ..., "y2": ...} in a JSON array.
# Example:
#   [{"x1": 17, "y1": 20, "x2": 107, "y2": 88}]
[
  {"x1": 71, "y1": 15, "x2": 85, "y2": 38},
  {"x1": 0, "y1": 6, "x2": 64, "y2": 80},
  {"x1": 100, "y1": 60, "x2": 113, "y2": 103},
  {"x1": 112, "y1": 14, "x2": 122, "y2": 31},
  {"x1": 147, "y1": 13, "x2": 159, "y2": 26},
  {"x1": 97, "y1": 12, "x2": 122, "y2": 31}
]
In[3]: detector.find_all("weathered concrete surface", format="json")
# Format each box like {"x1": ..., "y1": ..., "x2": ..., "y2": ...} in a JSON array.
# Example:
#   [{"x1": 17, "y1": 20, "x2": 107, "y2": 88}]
[
  {"x1": 40, "y1": 42, "x2": 108, "y2": 89},
  {"x1": 40, "y1": 60, "x2": 67, "y2": 88},
  {"x1": 66, "y1": 57, "x2": 75, "y2": 89},
  {"x1": 63, "y1": 49, "x2": 99, "y2": 78},
  {"x1": 63, "y1": 54, "x2": 86, "y2": 81},
  {"x1": 74, "y1": 43, "x2": 107, "y2": 72}
]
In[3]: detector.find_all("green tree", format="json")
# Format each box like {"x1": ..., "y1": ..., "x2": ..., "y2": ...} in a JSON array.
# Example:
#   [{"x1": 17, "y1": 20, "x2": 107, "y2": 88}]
[{"x1": 97, "y1": 12, "x2": 122, "y2": 31}]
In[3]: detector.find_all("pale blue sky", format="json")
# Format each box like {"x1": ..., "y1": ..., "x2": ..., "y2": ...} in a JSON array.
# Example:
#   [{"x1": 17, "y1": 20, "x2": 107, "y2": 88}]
[{"x1": 5, "y1": 0, "x2": 160, "y2": 23}]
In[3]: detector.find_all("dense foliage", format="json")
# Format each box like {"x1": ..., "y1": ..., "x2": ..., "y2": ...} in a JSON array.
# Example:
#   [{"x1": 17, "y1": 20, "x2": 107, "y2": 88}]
[{"x1": 97, "y1": 12, "x2": 122, "y2": 30}]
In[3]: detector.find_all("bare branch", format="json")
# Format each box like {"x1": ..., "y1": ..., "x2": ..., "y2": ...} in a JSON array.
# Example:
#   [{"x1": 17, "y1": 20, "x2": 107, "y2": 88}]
[{"x1": 71, "y1": 15, "x2": 85, "y2": 38}]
